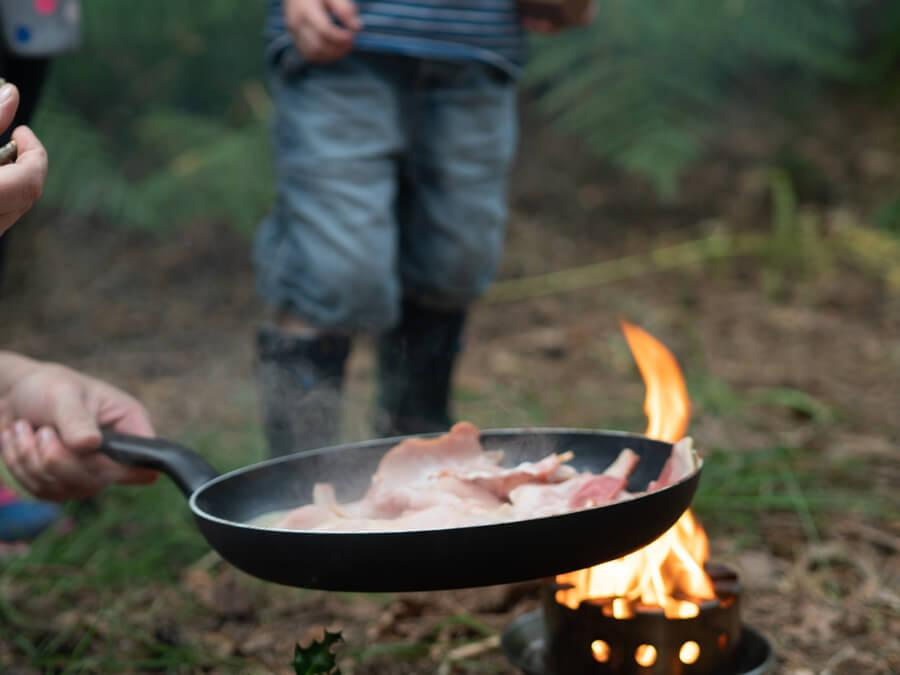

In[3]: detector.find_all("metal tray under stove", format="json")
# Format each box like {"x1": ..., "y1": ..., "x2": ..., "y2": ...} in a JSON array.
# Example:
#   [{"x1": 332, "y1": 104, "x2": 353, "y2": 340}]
[{"x1": 501, "y1": 610, "x2": 775, "y2": 675}]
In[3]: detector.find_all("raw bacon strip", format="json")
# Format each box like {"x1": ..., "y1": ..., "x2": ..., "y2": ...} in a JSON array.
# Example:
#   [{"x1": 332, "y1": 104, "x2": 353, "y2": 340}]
[
  {"x1": 509, "y1": 448, "x2": 640, "y2": 517},
  {"x1": 313, "y1": 483, "x2": 340, "y2": 512},
  {"x1": 508, "y1": 475, "x2": 598, "y2": 519},
  {"x1": 568, "y1": 448, "x2": 639, "y2": 507},
  {"x1": 277, "y1": 503, "x2": 338, "y2": 530},
  {"x1": 368, "y1": 422, "x2": 501, "y2": 493},
  {"x1": 361, "y1": 421, "x2": 504, "y2": 518},
  {"x1": 437, "y1": 451, "x2": 576, "y2": 499},
  {"x1": 648, "y1": 437, "x2": 696, "y2": 491},
  {"x1": 309, "y1": 502, "x2": 514, "y2": 532},
  {"x1": 604, "y1": 447, "x2": 641, "y2": 479},
  {"x1": 568, "y1": 476, "x2": 627, "y2": 508},
  {"x1": 275, "y1": 484, "x2": 353, "y2": 530},
  {"x1": 363, "y1": 476, "x2": 504, "y2": 519}
]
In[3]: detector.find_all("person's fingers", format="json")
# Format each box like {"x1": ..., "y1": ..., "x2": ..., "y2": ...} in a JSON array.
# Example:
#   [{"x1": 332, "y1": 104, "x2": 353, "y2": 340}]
[
  {"x1": 324, "y1": 0, "x2": 361, "y2": 31},
  {"x1": 0, "y1": 167, "x2": 44, "y2": 218},
  {"x1": 35, "y1": 426, "x2": 105, "y2": 500},
  {"x1": 301, "y1": 27, "x2": 352, "y2": 62},
  {"x1": 0, "y1": 398, "x2": 13, "y2": 431},
  {"x1": 1, "y1": 427, "x2": 40, "y2": 495},
  {"x1": 72, "y1": 383, "x2": 159, "y2": 487},
  {"x1": 16, "y1": 421, "x2": 43, "y2": 483},
  {"x1": 106, "y1": 397, "x2": 155, "y2": 438},
  {"x1": 327, "y1": 38, "x2": 354, "y2": 61},
  {"x1": 4, "y1": 423, "x2": 43, "y2": 496},
  {"x1": 286, "y1": 0, "x2": 352, "y2": 62},
  {"x1": 49, "y1": 381, "x2": 102, "y2": 451},
  {"x1": 304, "y1": 0, "x2": 354, "y2": 49},
  {"x1": 313, "y1": 39, "x2": 352, "y2": 62},
  {"x1": 11, "y1": 125, "x2": 45, "y2": 157},
  {"x1": 522, "y1": 18, "x2": 558, "y2": 33},
  {"x1": 34, "y1": 425, "x2": 152, "y2": 498},
  {"x1": 0, "y1": 126, "x2": 48, "y2": 215},
  {"x1": 283, "y1": 0, "x2": 304, "y2": 30},
  {"x1": 103, "y1": 403, "x2": 159, "y2": 486},
  {"x1": 114, "y1": 464, "x2": 158, "y2": 486},
  {"x1": 0, "y1": 206, "x2": 30, "y2": 226},
  {"x1": 11, "y1": 126, "x2": 48, "y2": 187},
  {"x1": 0, "y1": 81, "x2": 20, "y2": 135},
  {"x1": 297, "y1": 24, "x2": 324, "y2": 60}
]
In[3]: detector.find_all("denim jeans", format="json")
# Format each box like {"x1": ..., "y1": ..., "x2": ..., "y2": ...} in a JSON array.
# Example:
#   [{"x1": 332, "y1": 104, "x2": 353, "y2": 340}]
[{"x1": 255, "y1": 50, "x2": 518, "y2": 333}]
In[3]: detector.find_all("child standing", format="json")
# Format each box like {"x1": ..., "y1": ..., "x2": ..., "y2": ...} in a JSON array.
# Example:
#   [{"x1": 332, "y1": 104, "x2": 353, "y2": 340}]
[{"x1": 255, "y1": 0, "x2": 593, "y2": 455}]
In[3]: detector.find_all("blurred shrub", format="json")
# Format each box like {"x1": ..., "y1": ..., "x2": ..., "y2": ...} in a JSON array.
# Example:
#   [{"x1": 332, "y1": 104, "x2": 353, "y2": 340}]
[
  {"x1": 526, "y1": 0, "x2": 892, "y2": 197},
  {"x1": 36, "y1": 0, "x2": 270, "y2": 234}
]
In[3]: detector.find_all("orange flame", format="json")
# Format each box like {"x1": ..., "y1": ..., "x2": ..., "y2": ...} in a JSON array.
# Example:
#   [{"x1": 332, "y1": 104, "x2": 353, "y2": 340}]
[
  {"x1": 622, "y1": 321, "x2": 690, "y2": 443},
  {"x1": 555, "y1": 321, "x2": 715, "y2": 618}
]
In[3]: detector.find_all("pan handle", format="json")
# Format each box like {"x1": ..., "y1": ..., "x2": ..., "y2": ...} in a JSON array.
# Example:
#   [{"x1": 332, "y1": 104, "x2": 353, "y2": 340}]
[{"x1": 99, "y1": 431, "x2": 219, "y2": 496}]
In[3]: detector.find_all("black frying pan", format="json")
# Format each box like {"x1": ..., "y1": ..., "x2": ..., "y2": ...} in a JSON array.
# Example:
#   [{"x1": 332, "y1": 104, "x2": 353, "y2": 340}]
[{"x1": 99, "y1": 428, "x2": 701, "y2": 592}]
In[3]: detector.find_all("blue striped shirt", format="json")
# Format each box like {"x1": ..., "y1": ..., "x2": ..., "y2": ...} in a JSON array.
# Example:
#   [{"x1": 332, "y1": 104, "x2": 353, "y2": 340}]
[{"x1": 265, "y1": 0, "x2": 526, "y2": 76}]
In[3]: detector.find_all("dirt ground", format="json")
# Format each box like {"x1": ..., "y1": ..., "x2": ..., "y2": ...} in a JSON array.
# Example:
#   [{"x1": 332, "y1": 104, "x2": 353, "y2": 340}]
[{"x1": 0, "y1": 98, "x2": 898, "y2": 674}]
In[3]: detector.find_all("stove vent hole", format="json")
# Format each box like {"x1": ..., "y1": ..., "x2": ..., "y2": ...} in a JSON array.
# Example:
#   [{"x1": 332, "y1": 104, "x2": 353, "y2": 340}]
[
  {"x1": 591, "y1": 640, "x2": 611, "y2": 663},
  {"x1": 679, "y1": 641, "x2": 700, "y2": 664},
  {"x1": 635, "y1": 644, "x2": 657, "y2": 667},
  {"x1": 718, "y1": 633, "x2": 729, "y2": 650}
]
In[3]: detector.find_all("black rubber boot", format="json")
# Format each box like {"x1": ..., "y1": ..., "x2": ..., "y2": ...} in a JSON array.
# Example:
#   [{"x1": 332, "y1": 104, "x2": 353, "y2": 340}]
[
  {"x1": 375, "y1": 298, "x2": 467, "y2": 437},
  {"x1": 256, "y1": 327, "x2": 351, "y2": 457}
]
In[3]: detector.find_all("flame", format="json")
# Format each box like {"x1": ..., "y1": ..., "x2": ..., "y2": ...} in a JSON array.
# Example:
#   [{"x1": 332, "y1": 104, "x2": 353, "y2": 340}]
[
  {"x1": 555, "y1": 321, "x2": 715, "y2": 618},
  {"x1": 621, "y1": 321, "x2": 690, "y2": 442}
]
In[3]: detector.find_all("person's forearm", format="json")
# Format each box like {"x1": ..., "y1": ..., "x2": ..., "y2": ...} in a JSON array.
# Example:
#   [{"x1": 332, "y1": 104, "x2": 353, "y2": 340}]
[{"x1": 0, "y1": 351, "x2": 41, "y2": 395}]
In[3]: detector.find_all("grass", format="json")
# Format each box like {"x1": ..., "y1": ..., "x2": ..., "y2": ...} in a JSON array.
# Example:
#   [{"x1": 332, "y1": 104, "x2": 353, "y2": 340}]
[
  {"x1": 693, "y1": 445, "x2": 889, "y2": 540},
  {"x1": 0, "y1": 430, "x2": 261, "y2": 671}
]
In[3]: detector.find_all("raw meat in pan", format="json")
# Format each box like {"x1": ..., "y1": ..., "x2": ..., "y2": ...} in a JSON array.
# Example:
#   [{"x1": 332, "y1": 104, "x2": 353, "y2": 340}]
[{"x1": 273, "y1": 422, "x2": 695, "y2": 532}]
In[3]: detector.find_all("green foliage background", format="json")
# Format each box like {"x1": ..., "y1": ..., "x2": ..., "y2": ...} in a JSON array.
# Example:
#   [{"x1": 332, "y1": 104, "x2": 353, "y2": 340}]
[
  {"x1": 36, "y1": 1, "x2": 270, "y2": 233},
  {"x1": 30, "y1": 0, "x2": 900, "y2": 231},
  {"x1": 527, "y1": 0, "x2": 860, "y2": 196}
]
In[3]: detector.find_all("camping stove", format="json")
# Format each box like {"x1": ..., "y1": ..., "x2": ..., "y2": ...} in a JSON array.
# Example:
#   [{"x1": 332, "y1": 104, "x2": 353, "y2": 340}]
[{"x1": 502, "y1": 564, "x2": 773, "y2": 675}]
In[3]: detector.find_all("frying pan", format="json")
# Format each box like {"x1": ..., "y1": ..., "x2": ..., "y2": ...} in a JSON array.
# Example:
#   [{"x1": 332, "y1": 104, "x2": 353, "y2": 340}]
[{"x1": 99, "y1": 428, "x2": 701, "y2": 592}]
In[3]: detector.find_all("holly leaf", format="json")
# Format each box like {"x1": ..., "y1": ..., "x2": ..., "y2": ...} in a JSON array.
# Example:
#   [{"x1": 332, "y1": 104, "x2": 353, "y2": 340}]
[{"x1": 292, "y1": 630, "x2": 343, "y2": 675}]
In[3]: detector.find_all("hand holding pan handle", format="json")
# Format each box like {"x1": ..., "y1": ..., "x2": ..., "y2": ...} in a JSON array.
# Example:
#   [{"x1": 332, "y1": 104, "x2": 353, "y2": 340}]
[{"x1": 99, "y1": 431, "x2": 219, "y2": 496}]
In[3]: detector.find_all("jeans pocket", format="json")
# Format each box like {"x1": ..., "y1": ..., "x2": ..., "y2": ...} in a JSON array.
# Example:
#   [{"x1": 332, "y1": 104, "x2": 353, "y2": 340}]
[
  {"x1": 267, "y1": 40, "x2": 310, "y2": 82},
  {"x1": 438, "y1": 59, "x2": 515, "y2": 94}
]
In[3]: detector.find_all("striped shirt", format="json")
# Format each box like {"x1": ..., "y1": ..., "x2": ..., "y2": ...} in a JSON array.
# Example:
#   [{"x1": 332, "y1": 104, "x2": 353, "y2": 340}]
[{"x1": 265, "y1": 0, "x2": 526, "y2": 76}]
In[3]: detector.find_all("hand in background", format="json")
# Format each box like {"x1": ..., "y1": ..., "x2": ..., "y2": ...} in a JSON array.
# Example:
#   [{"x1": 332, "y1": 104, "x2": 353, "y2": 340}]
[
  {"x1": 522, "y1": 0, "x2": 596, "y2": 33},
  {"x1": 0, "y1": 362, "x2": 157, "y2": 501},
  {"x1": 284, "y1": 0, "x2": 362, "y2": 63},
  {"x1": 0, "y1": 82, "x2": 48, "y2": 236}
]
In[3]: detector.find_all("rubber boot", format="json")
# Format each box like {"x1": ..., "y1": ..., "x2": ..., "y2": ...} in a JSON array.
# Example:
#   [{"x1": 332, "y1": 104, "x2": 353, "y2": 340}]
[
  {"x1": 256, "y1": 327, "x2": 351, "y2": 457},
  {"x1": 375, "y1": 299, "x2": 467, "y2": 437}
]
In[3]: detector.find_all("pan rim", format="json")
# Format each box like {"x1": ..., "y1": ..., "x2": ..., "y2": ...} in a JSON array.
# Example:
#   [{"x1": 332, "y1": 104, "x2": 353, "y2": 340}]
[{"x1": 188, "y1": 426, "x2": 701, "y2": 535}]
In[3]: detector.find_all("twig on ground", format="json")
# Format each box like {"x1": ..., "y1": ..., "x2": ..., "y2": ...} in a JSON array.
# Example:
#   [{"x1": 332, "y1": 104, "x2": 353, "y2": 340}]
[
  {"x1": 835, "y1": 520, "x2": 900, "y2": 554},
  {"x1": 436, "y1": 635, "x2": 501, "y2": 675},
  {"x1": 821, "y1": 645, "x2": 857, "y2": 675},
  {"x1": 484, "y1": 230, "x2": 766, "y2": 304},
  {"x1": 187, "y1": 550, "x2": 223, "y2": 572}
]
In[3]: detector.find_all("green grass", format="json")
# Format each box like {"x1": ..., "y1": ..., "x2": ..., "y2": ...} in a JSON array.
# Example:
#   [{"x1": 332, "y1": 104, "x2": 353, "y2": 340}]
[
  {"x1": 0, "y1": 428, "x2": 263, "y2": 671},
  {"x1": 694, "y1": 443, "x2": 893, "y2": 545},
  {"x1": 689, "y1": 373, "x2": 839, "y2": 424}
]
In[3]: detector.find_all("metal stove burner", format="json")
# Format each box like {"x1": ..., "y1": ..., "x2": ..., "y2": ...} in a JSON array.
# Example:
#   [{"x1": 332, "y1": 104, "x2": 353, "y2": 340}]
[{"x1": 502, "y1": 611, "x2": 774, "y2": 675}]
